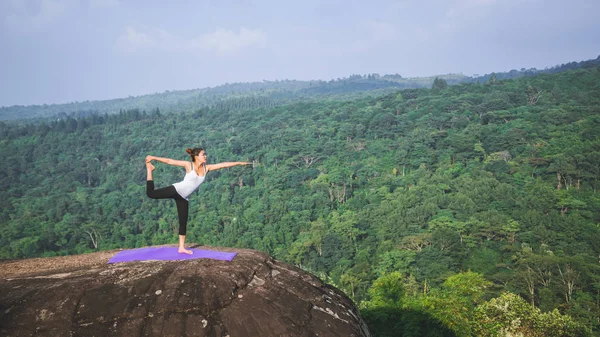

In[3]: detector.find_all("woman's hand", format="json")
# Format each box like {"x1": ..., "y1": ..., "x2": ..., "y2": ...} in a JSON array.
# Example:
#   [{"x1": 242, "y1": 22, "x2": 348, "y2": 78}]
[{"x1": 146, "y1": 155, "x2": 154, "y2": 163}]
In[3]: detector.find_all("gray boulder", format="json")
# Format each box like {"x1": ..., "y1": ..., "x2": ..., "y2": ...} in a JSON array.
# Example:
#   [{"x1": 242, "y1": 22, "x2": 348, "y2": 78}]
[{"x1": 0, "y1": 246, "x2": 371, "y2": 337}]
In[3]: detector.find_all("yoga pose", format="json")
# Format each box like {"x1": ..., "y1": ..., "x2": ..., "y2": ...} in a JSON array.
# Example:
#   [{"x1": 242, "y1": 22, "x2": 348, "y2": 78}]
[{"x1": 145, "y1": 148, "x2": 251, "y2": 254}]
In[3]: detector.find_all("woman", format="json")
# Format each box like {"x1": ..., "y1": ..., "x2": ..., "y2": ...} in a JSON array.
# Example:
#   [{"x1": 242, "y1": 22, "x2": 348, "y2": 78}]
[{"x1": 145, "y1": 148, "x2": 251, "y2": 254}]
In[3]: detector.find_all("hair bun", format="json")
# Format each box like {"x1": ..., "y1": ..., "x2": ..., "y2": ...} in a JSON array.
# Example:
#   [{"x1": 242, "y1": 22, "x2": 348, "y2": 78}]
[{"x1": 186, "y1": 148, "x2": 193, "y2": 154}]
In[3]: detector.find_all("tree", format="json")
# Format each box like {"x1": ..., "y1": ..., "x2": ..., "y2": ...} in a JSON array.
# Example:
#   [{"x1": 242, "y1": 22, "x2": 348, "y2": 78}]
[
  {"x1": 328, "y1": 210, "x2": 364, "y2": 252},
  {"x1": 501, "y1": 219, "x2": 520, "y2": 244},
  {"x1": 556, "y1": 258, "x2": 581, "y2": 304},
  {"x1": 473, "y1": 292, "x2": 591, "y2": 337},
  {"x1": 366, "y1": 271, "x2": 405, "y2": 308},
  {"x1": 82, "y1": 224, "x2": 101, "y2": 249},
  {"x1": 411, "y1": 272, "x2": 491, "y2": 336},
  {"x1": 375, "y1": 249, "x2": 417, "y2": 276},
  {"x1": 526, "y1": 85, "x2": 543, "y2": 105},
  {"x1": 400, "y1": 233, "x2": 432, "y2": 252},
  {"x1": 432, "y1": 77, "x2": 448, "y2": 91}
]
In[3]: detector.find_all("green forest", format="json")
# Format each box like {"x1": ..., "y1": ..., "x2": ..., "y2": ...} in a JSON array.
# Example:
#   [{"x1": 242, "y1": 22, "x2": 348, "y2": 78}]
[{"x1": 1, "y1": 64, "x2": 599, "y2": 336}]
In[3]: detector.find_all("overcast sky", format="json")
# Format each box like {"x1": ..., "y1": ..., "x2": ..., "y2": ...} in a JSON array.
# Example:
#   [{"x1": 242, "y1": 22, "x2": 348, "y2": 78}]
[{"x1": 1, "y1": 0, "x2": 598, "y2": 107}]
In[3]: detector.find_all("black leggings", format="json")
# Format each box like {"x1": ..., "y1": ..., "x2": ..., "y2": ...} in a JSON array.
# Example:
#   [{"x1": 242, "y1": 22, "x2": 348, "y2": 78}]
[{"x1": 146, "y1": 181, "x2": 189, "y2": 235}]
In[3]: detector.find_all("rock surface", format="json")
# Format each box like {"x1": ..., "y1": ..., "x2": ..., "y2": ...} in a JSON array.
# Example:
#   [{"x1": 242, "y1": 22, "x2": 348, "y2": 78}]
[{"x1": 0, "y1": 246, "x2": 371, "y2": 337}]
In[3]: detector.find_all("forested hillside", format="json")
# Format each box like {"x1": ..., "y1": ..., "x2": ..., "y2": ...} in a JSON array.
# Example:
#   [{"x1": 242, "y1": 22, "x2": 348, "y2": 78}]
[
  {"x1": 469, "y1": 55, "x2": 600, "y2": 82},
  {"x1": 1, "y1": 66, "x2": 599, "y2": 336}
]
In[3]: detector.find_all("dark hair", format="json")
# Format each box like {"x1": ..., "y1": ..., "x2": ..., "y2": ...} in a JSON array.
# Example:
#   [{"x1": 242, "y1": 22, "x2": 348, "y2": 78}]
[{"x1": 186, "y1": 148, "x2": 204, "y2": 162}]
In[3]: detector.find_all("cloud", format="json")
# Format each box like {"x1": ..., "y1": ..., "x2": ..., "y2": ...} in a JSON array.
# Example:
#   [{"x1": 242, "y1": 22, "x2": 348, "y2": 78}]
[
  {"x1": 114, "y1": 26, "x2": 267, "y2": 54},
  {"x1": 201, "y1": 27, "x2": 267, "y2": 52},
  {"x1": 114, "y1": 26, "x2": 156, "y2": 53},
  {"x1": 2, "y1": 0, "x2": 70, "y2": 34}
]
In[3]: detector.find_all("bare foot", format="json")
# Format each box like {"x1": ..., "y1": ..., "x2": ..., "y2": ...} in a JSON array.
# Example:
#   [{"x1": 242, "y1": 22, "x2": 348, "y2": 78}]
[
  {"x1": 178, "y1": 247, "x2": 193, "y2": 255},
  {"x1": 146, "y1": 161, "x2": 155, "y2": 171}
]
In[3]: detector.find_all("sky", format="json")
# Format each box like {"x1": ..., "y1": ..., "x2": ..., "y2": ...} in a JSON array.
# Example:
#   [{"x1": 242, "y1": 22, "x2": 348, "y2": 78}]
[{"x1": 1, "y1": 0, "x2": 599, "y2": 107}]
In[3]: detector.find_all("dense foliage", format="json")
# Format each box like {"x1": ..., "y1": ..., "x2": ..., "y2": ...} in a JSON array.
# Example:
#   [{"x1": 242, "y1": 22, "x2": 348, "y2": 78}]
[{"x1": 1, "y1": 65, "x2": 600, "y2": 336}]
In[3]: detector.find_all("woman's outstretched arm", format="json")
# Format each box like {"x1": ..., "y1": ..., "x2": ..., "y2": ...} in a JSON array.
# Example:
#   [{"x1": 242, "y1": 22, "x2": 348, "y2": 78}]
[
  {"x1": 206, "y1": 161, "x2": 252, "y2": 172},
  {"x1": 146, "y1": 155, "x2": 190, "y2": 168}
]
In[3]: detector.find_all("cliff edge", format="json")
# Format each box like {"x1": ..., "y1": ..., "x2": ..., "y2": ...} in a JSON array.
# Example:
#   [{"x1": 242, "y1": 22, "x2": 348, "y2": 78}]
[{"x1": 0, "y1": 246, "x2": 371, "y2": 337}]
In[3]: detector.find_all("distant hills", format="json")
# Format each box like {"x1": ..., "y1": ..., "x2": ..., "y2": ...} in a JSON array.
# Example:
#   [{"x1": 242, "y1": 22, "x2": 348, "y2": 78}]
[{"x1": 1, "y1": 55, "x2": 598, "y2": 122}]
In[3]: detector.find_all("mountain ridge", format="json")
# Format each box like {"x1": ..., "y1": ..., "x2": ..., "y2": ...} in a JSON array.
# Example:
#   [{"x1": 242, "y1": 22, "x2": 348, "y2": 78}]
[{"x1": 2, "y1": 55, "x2": 598, "y2": 122}]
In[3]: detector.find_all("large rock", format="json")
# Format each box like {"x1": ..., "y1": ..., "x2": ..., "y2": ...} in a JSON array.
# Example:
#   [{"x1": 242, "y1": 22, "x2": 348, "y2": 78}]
[{"x1": 0, "y1": 246, "x2": 371, "y2": 337}]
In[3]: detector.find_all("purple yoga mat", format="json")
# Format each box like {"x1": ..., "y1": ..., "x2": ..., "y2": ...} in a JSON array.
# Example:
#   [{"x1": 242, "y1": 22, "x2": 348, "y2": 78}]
[{"x1": 108, "y1": 247, "x2": 237, "y2": 264}]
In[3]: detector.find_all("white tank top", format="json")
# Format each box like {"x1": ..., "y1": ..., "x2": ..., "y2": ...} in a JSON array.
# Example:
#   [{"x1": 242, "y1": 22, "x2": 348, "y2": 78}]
[{"x1": 172, "y1": 163, "x2": 207, "y2": 200}]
